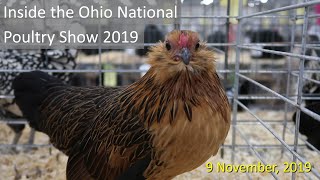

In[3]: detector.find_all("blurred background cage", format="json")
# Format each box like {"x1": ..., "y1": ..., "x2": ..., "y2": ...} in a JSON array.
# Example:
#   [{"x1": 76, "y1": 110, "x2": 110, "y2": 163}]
[{"x1": 1, "y1": 0, "x2": 320, "y2": 179}]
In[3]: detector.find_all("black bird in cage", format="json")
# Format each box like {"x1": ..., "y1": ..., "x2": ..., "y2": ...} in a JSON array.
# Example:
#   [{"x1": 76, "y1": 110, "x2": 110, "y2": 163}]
[
  {"x1": 292, "y1": 102, "x2": 320, "y2": 151},
  {"x1": 207, "y1": 31, "x2": 227, "y2": 52},
  {"x1": 0, "y1": 49, "x2": 77, "y2": 146},
  {"x1": 247, "y1": 29, "x2": 288, "y2": 59},
  {"x1": 136, "y1": 24, "x2": 164, "y2": 57},
  {"x1": 302, "y1": 60, "x2": 320, "y2": 106}
]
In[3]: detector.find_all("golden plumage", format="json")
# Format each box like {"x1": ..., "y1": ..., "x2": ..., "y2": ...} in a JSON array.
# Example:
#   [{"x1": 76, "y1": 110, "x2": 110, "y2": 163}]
[{"x1": 13, "y1": 30, "x2": 230, "y2": 180}]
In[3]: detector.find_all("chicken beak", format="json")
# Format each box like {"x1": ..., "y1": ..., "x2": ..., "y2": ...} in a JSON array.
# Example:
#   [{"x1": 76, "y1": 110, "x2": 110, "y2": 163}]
[{"x1": 181, "y1": 48, "x2": 191, "y2": 65}]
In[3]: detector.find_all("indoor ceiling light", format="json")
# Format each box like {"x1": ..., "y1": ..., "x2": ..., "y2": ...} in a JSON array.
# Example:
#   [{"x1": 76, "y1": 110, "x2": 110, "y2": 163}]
[
  {"x1": 248, "y1": 2, "x2": 255, "y2": 7},
  {"x1": 200, "y1": 0, "x2": 214, "y2": 6}
]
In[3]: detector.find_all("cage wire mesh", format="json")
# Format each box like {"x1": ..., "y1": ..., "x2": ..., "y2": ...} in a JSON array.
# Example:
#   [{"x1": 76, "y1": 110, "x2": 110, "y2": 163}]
[{"x1": 0, "y1": 0, "x2": 320, "y2": 179}]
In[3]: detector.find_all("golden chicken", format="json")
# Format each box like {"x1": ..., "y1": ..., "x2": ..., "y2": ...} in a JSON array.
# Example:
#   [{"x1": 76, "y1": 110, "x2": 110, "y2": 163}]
[{"x1": 13, "y1": 30, "x2": 230, "y2": 180}]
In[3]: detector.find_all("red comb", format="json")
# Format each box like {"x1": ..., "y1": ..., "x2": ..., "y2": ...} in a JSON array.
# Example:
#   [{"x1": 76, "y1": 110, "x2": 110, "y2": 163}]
[{"x1": 179, "y1": 33, "x2": 188, "y2": 48}]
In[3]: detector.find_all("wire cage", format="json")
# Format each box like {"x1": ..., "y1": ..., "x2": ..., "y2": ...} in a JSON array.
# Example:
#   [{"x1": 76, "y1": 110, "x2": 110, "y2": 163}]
[{"x1": 0, "y1": 0, "x2": 320, "y2": 179}]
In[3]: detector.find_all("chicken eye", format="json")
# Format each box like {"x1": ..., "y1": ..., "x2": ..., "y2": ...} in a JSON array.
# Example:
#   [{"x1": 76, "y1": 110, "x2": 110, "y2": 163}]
[
  {"x1": 165, "y1": 42, "x2": 171, "y2": 51},
  {"x1": 195, "y1": 42, "x2": 200, "y2": 50}
]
